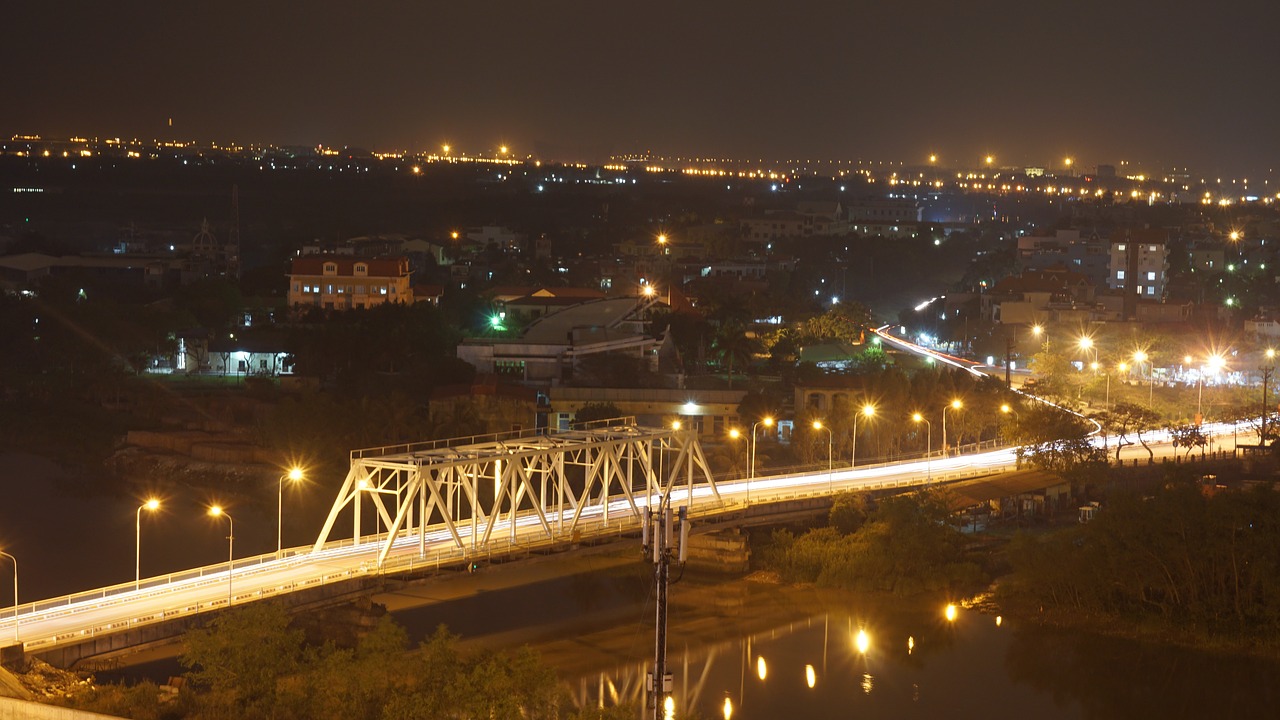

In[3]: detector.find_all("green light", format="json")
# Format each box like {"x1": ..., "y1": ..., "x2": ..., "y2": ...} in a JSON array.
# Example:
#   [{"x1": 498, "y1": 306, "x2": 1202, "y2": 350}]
[{"x1": 490, "y1": 316, "x2": 502, "y2": 327}]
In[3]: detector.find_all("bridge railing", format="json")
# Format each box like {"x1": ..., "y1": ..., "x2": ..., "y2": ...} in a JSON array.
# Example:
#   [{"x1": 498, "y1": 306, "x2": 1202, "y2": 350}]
[{"x1": 7, "y1": 440, "x2": 1018, "y2": 653}]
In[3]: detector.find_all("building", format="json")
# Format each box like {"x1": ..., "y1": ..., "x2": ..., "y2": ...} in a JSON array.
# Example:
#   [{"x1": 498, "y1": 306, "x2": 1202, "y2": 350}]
[
  {"x1": 847, "y1": 197, "x2": 922, "y2": 224},
  {"x1": 1107, "y1": 228, "x2": 1170, "y2": 319},
  {"x1": 457, "y1": 296, "x2": 664, "y2": 387},
  {"x1": 547, "y1": 387, "x2": 747, "y2": 438},
  {"x1": 287, "y1": 255, "x2": 413, "y2": 311},
  {"x1": 430, "y1": 375, "x2": 539, "y2": 434},
  {"x1": 987, "y1": 267, "x2": 1099, "y2": 326}
]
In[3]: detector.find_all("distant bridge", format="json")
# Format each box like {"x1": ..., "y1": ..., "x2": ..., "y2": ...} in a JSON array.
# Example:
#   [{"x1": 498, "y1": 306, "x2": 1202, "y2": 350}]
[{"x1": 4, "y1": 415, "x2": 1203, "y2": 668}]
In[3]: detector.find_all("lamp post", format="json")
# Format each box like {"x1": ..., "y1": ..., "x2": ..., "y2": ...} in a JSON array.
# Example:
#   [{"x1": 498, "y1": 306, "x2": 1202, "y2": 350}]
[
  {"x1": 728, "y1": 429, "x2": 748, "y2": 504},
  {"x1": 135, "y1": 498, "x2": 160, "y2": 591},
  {"x1": 852, "y1": 404, "x2": 875, "y2": 468},
  {"x1": 278, "y1": 467, "x2": 304, "y2": 556},
  {"x1": 750, "y1": 417, "x2": 774, "y2": 480},
  {"x1": 942, "y1": 399, "x2": 962, "y2": 457},
  {"x1": 208, "y1": 506, "x2": 234, "y2": 608},
  {"x1": 912, "y1": 413, "x2": 932, "y2": 481},
  {"x1": 812, "y1": 421, "x2": 833, "y2": 492},
  {"x1": 1264, "y1": 349, "x2": 1276, "y2": 447},
  {"x1": 0, "y1": 550, "x2": 15, "y2": 644},
  {"x1": 1133, "y1": 350, "x2": 1153, "y2": 405}
]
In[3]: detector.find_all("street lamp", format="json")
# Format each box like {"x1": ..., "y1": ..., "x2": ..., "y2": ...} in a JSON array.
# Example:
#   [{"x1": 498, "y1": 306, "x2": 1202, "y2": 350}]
[
  {"x1": 1000, "y1": 403, "x2": 1019, "y2": 420},
  {"x1": 0, "y1": 550, "x2": 15, "y2": 644},
  {"x1": 942, "y1": 399, "x2": 962, "y2": 457},
  {"x1": 208, "y1": 506, "x2": 234, "y2": 608},
  {"x1": 812, "y1": 420, "x2": 833, "y2": 492},
  {"x1": 852, "y1": 404, "x2": 876, "y2": 468},
  {"x1": 750, "y1": 417, "x2": 774, "y2": 480},
  {"x1": 1199, "y1": 354, "x2": 1228, "y2": 421},
  {"x1": 278, "y1": 467, "x2": 304, "y2": 555},
  {"x1": 1078, "y1": 336, "x2": 1097, "y2": 365},
  {"x1": 912, "y1": 413, "x2": 932, "y2": 481},
  {"x1": 135, "y1": 498, "x2": 160, "y2": 591},
  {"x1": 1133, "y1": 350, "x2": 1153, "y2": 405}
]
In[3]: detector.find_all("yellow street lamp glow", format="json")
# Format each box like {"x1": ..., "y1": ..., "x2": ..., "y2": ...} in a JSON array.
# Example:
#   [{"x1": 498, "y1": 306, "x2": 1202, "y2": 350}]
[
  {"x1": 723, "y1": 697, "x2": 733, "y2": 720},
  {"x1": 728, "y1": 428, "x2": 741, "y2": 440},
  {"x1": 756, "y1": 655, "x2": 767, "y2": 680},
  {"x1": 950, "y1": 399, "x2": 962, "y2": 410},
  {"x1": 1230, "y1": 231, "x2": 1241, "y2": 241},
  {"x1": 1064, "y1": 157, "x2": 1074, "y2": 167},
  {"x1": 642, "y1": 285, "x2": 656, "y2": 297},
  {"x1": 663, "y1": 695, "x2": 675, "y2": 720},
  {"x1": 945, "y1": 603, "x2": 958, "y2": 622},
  {"x1": 1118, "y1": 361, "x2": 1129, "y2": 372},
  {"x1": 762, "y1": 416, "x2": 774, "y2": 427},
  {"x1": 1031, "y1": 324, "x2": 1043, "y2": 336},
  {"x1": 1184, "y1": 354, "x2": 1192, "y2": 364},
  {"x1": 855, "y1": 629, "x2": 870, "y2": 654},
  {"x1": 928, "y1": 154, "x2": 937, "y2": 163},
  {"x1": 287, "y1": 467, "x2": 303, "y2": 482},
  {"x1": 1000, "y1": 404, "x2": 1012, "y2": 414},
  {"x1": 1267, "y1": 348, "x2": 1276, "y2": 360},
  {"x1": 441, "y1": 144, "x2": 451, "y2": 154},
  {"x1": 657, "y1": 233, "x2": 668, "y2": 244},
  {"x1": 143, "y1": 498, "x2": 160, "y2": 511},
  {"x1": 450, "y1": 230, "x2": 459, "y2": 240},
  {"x1": 208, "y1": 505, "x2": 224, "y2": 518},
  {"x1": 1208, "y1": 354, "x2": 1227, "y2": 372},
  {"x1": 671, "y1": 420, "x2": 682, "y2": 431},
  {"x1": 805, "y1": 664, "x2": 817, "y2": 688},
  {"x1": 1133, "y1": 350, "x2": 1148, "y2": 364},
  {"x1": 812, "y1": 420, "x2": 824, "y2": 430},
  {"x1": 1078, "y1": 336, "x2": 1093, "y2": 350},
  {"x1": 862, "y1": 404, "x2": 876, "y2": 418},
  {"x1": 908, "y1": 636, "x2": 915, "y2": 653},
  {"x1": 499, "y1": 145, "x2": 509, "y2": 155}
]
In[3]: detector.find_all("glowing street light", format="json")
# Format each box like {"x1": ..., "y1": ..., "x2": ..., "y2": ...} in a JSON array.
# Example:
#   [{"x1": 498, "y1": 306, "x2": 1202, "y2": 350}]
[
  {"x1": 852, "y1": 404, "x2": 876, "y2": 468},
  {"x1": 1133, "y1": 350, "x2": 1153, "y2": 404},
  {"x1": 208, "y1": 506, "x2": 234, "y2": 608},
  {"x1": 135, "y1": 498, "x2": 160, "y2": 591},
  {"x1": 812, "y1": 420, "x2": 833, "y2": 491},
  {"x1": 0, "y1": 550, "x2": 15, "y2": 643},
  {"x1": 278, "y1": 467, "x2": 304, "y2": 555},
  {"x1": 945, "y1": 603, "x2": 958, "y2": 622},
  {"x1": 442, "y1": 144, "x2": 451, "y2": 155},
  {"x1": 912, "y1": 413, "x2": 932, "y2": 481},
  {"x1": 642, "y1": 285, "x2": 656, "y2": 298},
  {"x1": 750, "y1": 417, "x2": 774, "y2": 480},
  {"x1": 1000, "y1": 403, "x2": 1019, "y2": 421},
  {"x1": 942, "y1": 399, "x2": 962, "y2": 456},
  {"x1": 1031, "y1": 324, "x2": 1043, "y2": 339}
]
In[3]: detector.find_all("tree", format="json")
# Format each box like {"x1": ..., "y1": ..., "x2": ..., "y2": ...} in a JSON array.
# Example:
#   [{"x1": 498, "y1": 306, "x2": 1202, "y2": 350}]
[
  {"x1": 573, "y1": 401, "x2": 624, "y2": 426},
  {"x1": 712, "y1": 322, "x2": 759, "y2": 389},
  {"x1": 1167, "y1": 423, "x2": 1208, "y2": 457},
  {"x1": 181, "y1": 603, "x2": 304, "y2": 718},
  {"x1": 1102, "y1": 402, "x2": 1160, "y2": 462}
]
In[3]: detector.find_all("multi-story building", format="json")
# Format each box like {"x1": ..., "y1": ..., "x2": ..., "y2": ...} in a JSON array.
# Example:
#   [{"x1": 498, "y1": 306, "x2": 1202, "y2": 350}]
[
  {"x1": 1107, "y1": 230, "x2": 1169, "y2": 298},
  {"x1": 1107, "y1": 227, "x2": 1170, "y2": 321},
  {"x1": 287, "y1": 255, "x2": 413, "y2": 311}
]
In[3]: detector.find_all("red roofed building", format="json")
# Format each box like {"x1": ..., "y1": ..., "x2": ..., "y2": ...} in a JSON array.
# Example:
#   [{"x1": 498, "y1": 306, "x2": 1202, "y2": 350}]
[{"x1": 287, "y1": 255, "x2": 412, "y2": 311}]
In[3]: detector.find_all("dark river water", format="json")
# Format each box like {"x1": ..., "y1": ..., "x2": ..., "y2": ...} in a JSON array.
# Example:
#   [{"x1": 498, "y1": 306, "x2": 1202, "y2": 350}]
[{"x1": 6, "y1": 452, "x2": 1280, "y2": 719}]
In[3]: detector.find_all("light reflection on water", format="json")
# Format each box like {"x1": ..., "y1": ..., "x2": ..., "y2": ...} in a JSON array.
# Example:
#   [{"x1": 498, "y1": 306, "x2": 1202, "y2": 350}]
[{"x1": 569, "y1": 605, "x2": 1280, "y2": 720}]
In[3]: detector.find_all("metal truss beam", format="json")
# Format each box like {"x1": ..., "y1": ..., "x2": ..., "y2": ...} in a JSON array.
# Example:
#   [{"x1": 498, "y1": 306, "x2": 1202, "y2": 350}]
[{"x1": 312, "y1": 420, "x2": 718, "y2": 567}]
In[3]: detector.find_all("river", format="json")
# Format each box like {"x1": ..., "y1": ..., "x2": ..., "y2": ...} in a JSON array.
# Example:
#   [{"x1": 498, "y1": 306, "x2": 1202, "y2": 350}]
[{"x1": 7, "y1": 452, "x2": 1280, "y2": 718}]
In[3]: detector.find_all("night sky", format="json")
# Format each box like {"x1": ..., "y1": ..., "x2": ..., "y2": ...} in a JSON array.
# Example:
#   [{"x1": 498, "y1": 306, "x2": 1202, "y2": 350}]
[{"x1": 8, "y1": 1, "x2": 1279, "y2": 175}]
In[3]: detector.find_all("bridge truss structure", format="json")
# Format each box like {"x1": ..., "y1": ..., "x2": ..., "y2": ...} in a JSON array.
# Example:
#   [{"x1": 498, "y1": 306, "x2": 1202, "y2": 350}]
[{"x1": 313, "y1": 419, "x2": 719, "y2": 567}]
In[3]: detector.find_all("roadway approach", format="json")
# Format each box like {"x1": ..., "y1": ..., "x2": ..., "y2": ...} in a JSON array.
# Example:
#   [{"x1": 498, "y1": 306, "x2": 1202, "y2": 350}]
[{"x1": 0, "y1": 366, "x2": 1247, "y2": 672}]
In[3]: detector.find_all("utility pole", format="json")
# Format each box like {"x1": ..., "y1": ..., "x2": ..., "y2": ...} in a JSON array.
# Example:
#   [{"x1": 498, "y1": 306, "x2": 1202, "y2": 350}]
[
  {"x1": 1263, "y1": 366, "x2": 1273, "y2": 448},
  {"x1": 643, "y1": 504, "x2": 687, "y2": 720},
  {"x1": 1004, "y1": 334, "x2": 1014, "y2": 388}
]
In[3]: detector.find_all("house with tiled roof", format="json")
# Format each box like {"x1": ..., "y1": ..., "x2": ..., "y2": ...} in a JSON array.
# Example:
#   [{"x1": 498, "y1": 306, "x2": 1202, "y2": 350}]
[{"x1": 287, "y1": 254, "x2": 413, "y2": 311}]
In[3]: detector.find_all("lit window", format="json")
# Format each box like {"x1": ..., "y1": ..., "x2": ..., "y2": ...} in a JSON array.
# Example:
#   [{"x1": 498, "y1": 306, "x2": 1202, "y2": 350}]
[
  {"x1": 1116, "y1": 270, "x2": 1126, "y2": 280},
  {"x1": 1117, "y1": 244, "x2": 1126, "y2": 251},
  {"x1": 1146, "y1": 271, "x2": 1156, "y2": 281},
  {"x1": 1147, "y1": 286, "x2": 1155, "y2": 295}
]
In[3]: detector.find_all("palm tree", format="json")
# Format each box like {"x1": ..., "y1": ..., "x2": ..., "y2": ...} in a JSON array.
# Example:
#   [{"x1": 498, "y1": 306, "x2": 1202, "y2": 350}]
[{"x1": 712, "y1": 322, "x2": 758, "y2": 389}]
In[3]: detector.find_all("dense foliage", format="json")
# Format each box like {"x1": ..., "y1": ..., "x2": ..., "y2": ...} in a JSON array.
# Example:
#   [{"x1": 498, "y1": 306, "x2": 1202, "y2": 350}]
[
  {"x1": 760, "y1": 490, "x2": 986, "y2": 596},
  {"x1": 1004, "y1": 480, "x2": 1280, "y2": 640},
  {"x1": 62, "y1": 602, "x2": 635, "y2": 720}
]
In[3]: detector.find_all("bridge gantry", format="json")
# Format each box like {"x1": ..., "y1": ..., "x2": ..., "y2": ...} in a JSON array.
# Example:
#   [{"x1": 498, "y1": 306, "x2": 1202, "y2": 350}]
[{"x1": 312, "y1": 418, "x2": 720, "y2": 568}]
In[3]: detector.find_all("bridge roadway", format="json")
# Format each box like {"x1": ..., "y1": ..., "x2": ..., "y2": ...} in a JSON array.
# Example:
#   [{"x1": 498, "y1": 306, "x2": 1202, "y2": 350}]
[{"x1": 2, "y1": 422, "x2": 1234, "y2": 664}]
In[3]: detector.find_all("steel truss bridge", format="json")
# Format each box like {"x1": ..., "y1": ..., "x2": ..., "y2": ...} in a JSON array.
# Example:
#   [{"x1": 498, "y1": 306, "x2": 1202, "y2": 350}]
[{"x1": 0, "y1": 415, "x2": 1214, "y2": 664}]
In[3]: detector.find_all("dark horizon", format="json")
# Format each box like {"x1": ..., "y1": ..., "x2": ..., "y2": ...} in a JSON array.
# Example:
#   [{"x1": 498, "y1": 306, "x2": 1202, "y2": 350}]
[{"x1": 7, "y1": 1, "x2": 1279, "y2": 178}]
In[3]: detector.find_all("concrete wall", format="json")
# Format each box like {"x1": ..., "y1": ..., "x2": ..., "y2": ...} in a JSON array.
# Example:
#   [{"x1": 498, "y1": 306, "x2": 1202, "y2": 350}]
[{"x1": 0, "y1": 697, "x2": 124, "y2": 720}]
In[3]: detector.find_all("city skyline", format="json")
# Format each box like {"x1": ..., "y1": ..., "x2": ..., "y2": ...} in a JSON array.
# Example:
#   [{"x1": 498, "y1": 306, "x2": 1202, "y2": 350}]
[{"x1": 6, "y1": 1, "x2": 1279, "y2": 177}]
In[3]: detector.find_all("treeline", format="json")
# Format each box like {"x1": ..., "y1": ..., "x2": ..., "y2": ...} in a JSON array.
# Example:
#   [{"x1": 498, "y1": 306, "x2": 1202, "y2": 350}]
[
  {"x1": 759, "y1": 490, "x2": 988, "y2": 596},
  {"x1": 1003, "y1": 478, "x2": 1280, "y2": 643},
  {"x1": 59, "y1": 603, "x2": 634, "y2": 720}
]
